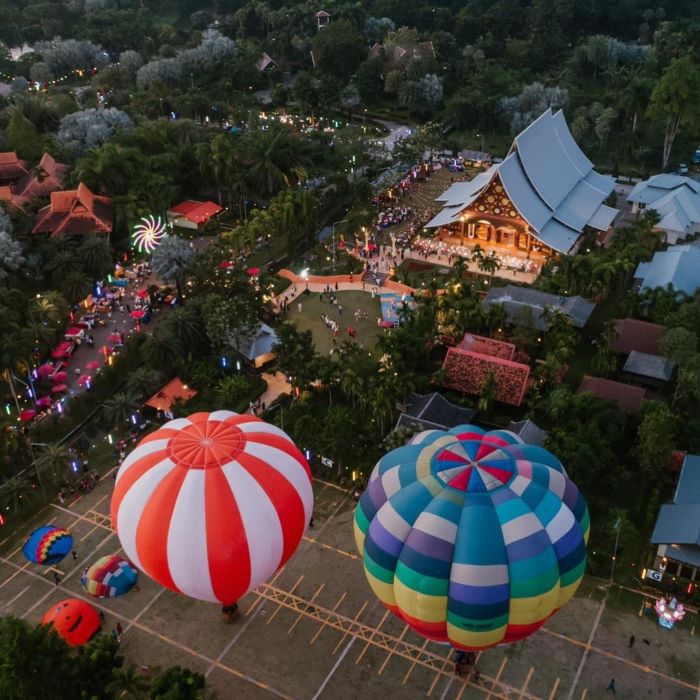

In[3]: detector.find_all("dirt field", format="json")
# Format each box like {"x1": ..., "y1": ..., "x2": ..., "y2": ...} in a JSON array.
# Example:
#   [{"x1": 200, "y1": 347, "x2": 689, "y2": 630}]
[{"x1": 0, "y1": 469, "x2": 698, "y2": 700}]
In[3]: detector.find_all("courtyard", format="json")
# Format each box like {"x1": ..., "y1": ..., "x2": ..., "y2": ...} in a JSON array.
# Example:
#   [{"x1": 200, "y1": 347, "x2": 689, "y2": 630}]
[
  {"x1": 0, "y1": 467, "x2": 697, "y2": 700},
  {"x1": 285, "y1": 290, "x2": 384, "y2": 356}
]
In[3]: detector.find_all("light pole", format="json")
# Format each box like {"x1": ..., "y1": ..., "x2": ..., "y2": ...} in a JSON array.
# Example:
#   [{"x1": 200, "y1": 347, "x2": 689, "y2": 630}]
[
  {"x1": 610, "y1": 516, "x2": 621, "y2": 582},
  {"x1": 331, "y1": 218, "x2": 349, "y2": 273}
]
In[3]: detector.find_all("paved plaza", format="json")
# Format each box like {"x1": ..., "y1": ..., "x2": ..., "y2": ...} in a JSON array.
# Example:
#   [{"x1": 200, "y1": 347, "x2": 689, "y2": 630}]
[{"x1": 0, "y1": 470, "x2": 697, "y2": 700}]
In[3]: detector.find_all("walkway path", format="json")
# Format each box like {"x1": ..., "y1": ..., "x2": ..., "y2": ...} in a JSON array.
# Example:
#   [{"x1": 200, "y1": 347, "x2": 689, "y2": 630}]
[{"x1": 259, "y1": 371, "x2": 291, "y2": 407}]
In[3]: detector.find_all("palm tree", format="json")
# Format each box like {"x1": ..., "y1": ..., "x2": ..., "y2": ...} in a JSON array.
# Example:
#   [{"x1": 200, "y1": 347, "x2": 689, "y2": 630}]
[
  {"x1": 0, "y1": 474, "x2": 39, "y2": 514},
  {"x1": 30, "y1": 291, "x2": 68, "y2": 327},
  {"x1": 103, "y1": 392, "x2": 138, "y2": 429},
  {"x1": 125, "y1": 368, "x2": 164, "y2": 403},
  {"x1": 44, "y1": 249, "x2": 79, "y2": 287},
  {"x1": 162, "y1": 306, "x2": 204, "y2": 354},
  {"x1": 151, "y1": 235, "x2": 196, "y2": 303},
  {"x1": 35, "y1": 443, "x2": 72, "y2": 486},
  {"x1": 142, "y1": 330, "x2": 183, "y2": 373},
  {"x1": 106, "y1": 664, "x2": 150, "y2": 700},
  {"x1": 78, "y1": 235, "x2": 113, "y2": 280},
  {"x1": 241, "y1": 125, "x2": 308, "y2": 198},
  {"x1": 61, "y1": 270, "x2": 93, "y2": 304},
  {"x1": 0, "y1": 329, "x2": 34, "y2": 412}
]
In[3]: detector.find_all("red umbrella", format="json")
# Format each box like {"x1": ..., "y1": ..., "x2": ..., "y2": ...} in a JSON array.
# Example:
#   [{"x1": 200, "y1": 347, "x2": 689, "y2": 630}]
[
  {"x1": 51, "y1": 384, "x2": 68, "y2": 393},
  {"x1": 37, "y1": 363, "x2": 55, "y2": 377},
  {"x1": 36, "y1": 397, "x2": 52, "y2": 408},
  {"x1": 86, "y1": 361, "x2": 101, "y2": 370},
  {"x1": 131, "y1": 310, "x2": 144, "y2": 319},
  {"x1": 19, "y1": 409, "x2": 36, "y2": 422},
  {"x1": 218, "y1": 261, "x2": 233, "y2": 269},
  {"x1": 77, "y1": 375, "x2": 92, "y2": 386},
  {"x1": 52, "y1": 371, "x2": 68, "y2": 382},
  {"x1": 246, "y1": 267, "x2": 261, "y2": 276}
]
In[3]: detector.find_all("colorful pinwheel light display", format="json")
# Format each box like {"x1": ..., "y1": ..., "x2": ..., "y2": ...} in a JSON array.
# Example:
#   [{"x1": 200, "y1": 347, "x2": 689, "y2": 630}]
[{"x1": 132, "y1": 215, "x2": 167, "y2": 253}]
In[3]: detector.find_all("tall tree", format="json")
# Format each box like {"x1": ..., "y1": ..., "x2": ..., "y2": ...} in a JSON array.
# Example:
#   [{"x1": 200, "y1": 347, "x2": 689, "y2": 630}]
[
  {"x1": 151, "y1": 235, "x2": 196, "y2": 303},
  {"x1": 647, "y1": 55, "x2": 700, "y2": 170}
]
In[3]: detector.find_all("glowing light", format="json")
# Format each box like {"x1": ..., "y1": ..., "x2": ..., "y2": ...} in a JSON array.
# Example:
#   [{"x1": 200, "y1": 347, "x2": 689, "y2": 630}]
[
  {"x1": 132, "y1": 216, "x2": 167, "y2": 253},
  {"x1": 654, "y1": 596, "x2": 686, "y2": 629}
]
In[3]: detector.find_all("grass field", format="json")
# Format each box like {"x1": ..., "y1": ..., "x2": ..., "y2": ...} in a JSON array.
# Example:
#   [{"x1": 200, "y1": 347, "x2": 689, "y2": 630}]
[{"x1": 285, "y1": 290, "x2": 384, "y2": 356}]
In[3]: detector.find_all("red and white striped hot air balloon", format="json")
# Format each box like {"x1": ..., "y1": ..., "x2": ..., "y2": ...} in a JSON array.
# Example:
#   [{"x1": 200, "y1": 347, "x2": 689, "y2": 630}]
[{"x1": 110, "y1": 411, "x2": 313, "y2": 605}]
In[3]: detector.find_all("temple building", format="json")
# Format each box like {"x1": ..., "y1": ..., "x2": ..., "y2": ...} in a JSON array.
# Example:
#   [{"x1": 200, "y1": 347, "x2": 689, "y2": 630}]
[
  {"x1": 33, "y1": 182, "x2": 114, "y2": 237},
  {"x1": 426, "y1": 109, "x2": 618, "y2": 258}
]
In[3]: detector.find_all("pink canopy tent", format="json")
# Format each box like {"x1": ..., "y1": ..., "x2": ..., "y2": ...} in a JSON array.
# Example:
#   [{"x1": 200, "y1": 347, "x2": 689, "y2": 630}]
[
  {"x1": 86, "y1": 361, "x2": 101, "y2": 370},
  {"x1": 246, "y1": 267, "x2": 261, "y2": 276},
  {"x1": 37, "y1": 364, "x2": 55, "y2": 377},
  {"x1": 65, "y1": 327, "x2": 82, "y2": 337},
  {"x1": 52, "y1": 371, "x2": 68, "y2": 382},
  {"x1": 218, "y1": 261, "x2": 233, "y2": 269},
  {"x1": 36, "y1": 396, "x2": 52, "y2": 408},
  {"x1": 136, "y1": 290, "x2": 149, "y2": 299},
  {"x1": 130, "y1": 310, "x2": 144, "y2": 320},
  {"x1": 19, "y1": 409, "x2": 36, "y2": 422},
  {"x1": 77, "y1": 375, "x2": 92, "y2": 386},
  {"x1": 51, "y1": 342, "x2": 72, "y2": 359},
  {"x1": 107, "y1": 333, "x2": 121, "y2": 344},
  {"x1": 51, "y1": 384, "x2": 67, "y2": 393}
]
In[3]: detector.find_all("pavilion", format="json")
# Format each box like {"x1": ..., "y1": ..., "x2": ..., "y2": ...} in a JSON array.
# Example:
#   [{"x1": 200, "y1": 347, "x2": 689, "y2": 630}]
[
  {"x1": 425, "y1": 109, "x2": 618, "y2": 259},
  {"x1": 33, "y1": 182, "x2": 114, "y2": 237}
]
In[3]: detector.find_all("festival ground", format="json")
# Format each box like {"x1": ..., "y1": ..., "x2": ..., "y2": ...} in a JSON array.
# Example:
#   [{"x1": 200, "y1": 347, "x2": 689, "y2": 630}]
[{"x1": 0, "y1": 469, "x2": 697, "y2": 700}]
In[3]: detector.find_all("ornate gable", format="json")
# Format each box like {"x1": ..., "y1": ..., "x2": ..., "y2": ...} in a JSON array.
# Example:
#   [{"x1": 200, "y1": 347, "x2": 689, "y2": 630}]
[{"x1": 468, "y1": 174, "x2": 520, "y2": 220}]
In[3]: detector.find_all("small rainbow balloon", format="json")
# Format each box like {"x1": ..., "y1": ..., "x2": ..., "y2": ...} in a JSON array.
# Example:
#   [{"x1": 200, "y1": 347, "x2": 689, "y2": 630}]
[{"x1": 132, "y1": 215, "x2": 167, "y2": 253}]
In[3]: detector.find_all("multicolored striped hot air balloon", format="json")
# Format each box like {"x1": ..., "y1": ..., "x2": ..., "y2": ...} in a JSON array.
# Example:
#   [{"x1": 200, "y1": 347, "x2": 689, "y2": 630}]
[
  {"x1": 81, "y1": 555, "x2": 138, "y2": 598},
  {"x1": 110, "y1": 411, "x2": 313, "y2": 605},
  {"x1": 354, "y1": 425, "x2": 589, "y2": 651},
  {"x1": 22, "y1": 525, "x2": 73, "y2": 565}
]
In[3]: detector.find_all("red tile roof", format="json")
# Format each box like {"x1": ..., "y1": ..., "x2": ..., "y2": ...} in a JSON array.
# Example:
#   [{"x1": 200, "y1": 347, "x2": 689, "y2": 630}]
[
  {"x1": 457, "y1": 333, "x2": 516, "y2": 360},
  {"x1": 578, "y1": 375, "x2": 645, "y2": 414},
  {"x1": 0, "y1": 152, "x2": 29, "y2": 183},
  {"x1": 443, "y1": 347, "x2": 530, "y2": 406},
  {"x1": 168, "y1": 200, "x2": 223, "y2": 224},
  {"x1": 32, "y1": 182, "x2": 114, "y2": 236},
  {"x1": 144, "y1": 377, "x2": 198, "y2": 412},
  {"x1": 610, "y1": 318, "x2": 665, "y2": 356}
]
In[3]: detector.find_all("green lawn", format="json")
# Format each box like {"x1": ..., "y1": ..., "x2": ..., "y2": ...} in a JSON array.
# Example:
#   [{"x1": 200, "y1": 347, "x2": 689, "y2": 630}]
[{"x1": 285, "y1": 290, "x2": 383, "y2": 355}]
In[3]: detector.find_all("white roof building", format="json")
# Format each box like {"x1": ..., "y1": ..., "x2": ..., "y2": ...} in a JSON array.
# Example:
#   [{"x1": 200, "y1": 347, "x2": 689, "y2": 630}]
[
  {"x1": 426, "y1": 109, "x2": 618, "y2": 254},
  {"x1": 634, "y1": 244, "x2": 700, "y2": 296},
  {"x1": 627, "y1": 174, "x2": 700, "y2": 244}
]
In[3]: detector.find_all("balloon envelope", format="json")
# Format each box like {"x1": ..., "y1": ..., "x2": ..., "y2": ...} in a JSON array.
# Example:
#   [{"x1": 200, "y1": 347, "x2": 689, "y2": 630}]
[
  {"x1": 111, "y1": 411, "x2": 313, "y2": 605},
  {"x1": 41, "y1": 598, "x2": 101, "y2": 646},
  {"x1": 354, "y1": 425, "x2": 589, "y2": 651},
  {"x1": 81, "y1": 555, "x2": 138, "y2": 598},
  {"x1": 23, "y1": 525, "x2": 73, "y2": 565}
]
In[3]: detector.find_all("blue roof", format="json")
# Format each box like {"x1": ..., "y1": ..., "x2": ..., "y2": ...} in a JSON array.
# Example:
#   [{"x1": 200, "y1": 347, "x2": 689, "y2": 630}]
[
  {"x1": 651, "y1": 454, "x2": 700, "y2": 546},
  {"x1": 635, "y1": 245, "x2": 700, "y2": 296}
]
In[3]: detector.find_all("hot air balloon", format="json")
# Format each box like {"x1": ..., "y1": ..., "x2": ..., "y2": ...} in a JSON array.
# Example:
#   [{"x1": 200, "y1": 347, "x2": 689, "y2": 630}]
[
  {"x1": 81, "y1": 555, "x2": 138, "y2": 598},
  {"x1": 22, "y1": 525, "x2": 73, "y2": 565},
  {"x1": 354, "y1": 425, "x2": 589, "y2": 651},
  {"x1": 41, "y1": 599, "x2": 101, "y2": 646},
  {"x1": 110, "y1": 411, "x2": 313, "y2": 605}
]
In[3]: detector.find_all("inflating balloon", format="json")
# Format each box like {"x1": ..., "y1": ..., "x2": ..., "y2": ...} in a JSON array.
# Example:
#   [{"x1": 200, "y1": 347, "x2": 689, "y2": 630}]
[
  {"x1": 111, "y1": 411, "x2": 313, "y2": 604},
  {"x1": 354, "y1": 425, "x2": 589, "y2": 650}
]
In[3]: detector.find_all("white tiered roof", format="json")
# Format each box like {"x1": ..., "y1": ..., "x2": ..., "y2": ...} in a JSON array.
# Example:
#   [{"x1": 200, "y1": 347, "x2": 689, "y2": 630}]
[{"x1": 426, "y1": 109, "x2": 618, "y2": 254}]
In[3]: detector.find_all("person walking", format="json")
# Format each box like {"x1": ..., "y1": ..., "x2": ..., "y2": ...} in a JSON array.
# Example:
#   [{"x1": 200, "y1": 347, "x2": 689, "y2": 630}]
[
  {"x1": 71, "y1": 550, "x2": 77, "y2": 561},
  {"x1": 116, "y1": 622, "x2": 124, "y2": 637},
  {"x1": 606, "y1": 678, "x2": 616, "y2": 694},
  {"x1": 628, "y1": 635, "x2": 635, "y2": 648},
  {"x1": 53, "y1": 572, "x2": 61, "y2": 585},
  {"x1": 297, "y1": 302, "x2": 302, "y2": 313}
]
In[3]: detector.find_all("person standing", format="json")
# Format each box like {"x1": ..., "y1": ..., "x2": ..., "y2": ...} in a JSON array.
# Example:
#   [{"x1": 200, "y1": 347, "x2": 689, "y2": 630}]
[
  {"x1": 628, "y1": 635, "x2": 635, "y2": 648},
  {"x1": 606, "y1": 679, "x2": 616, "y2": 694},
  {"x1": 53, "y1": 572, "x2": 61, "y2": 585}
]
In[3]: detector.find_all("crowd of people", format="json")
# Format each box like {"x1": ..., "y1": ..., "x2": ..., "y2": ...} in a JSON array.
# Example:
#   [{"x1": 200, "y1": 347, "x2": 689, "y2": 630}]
[{"x1": 409, "y1": 236, "x2": 541, "y2": 275}]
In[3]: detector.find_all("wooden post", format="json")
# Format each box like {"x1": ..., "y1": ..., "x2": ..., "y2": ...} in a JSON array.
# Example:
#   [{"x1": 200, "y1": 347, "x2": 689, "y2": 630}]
[{"x1": 526, "y1": 231, "x2": 532, "y2": 258}]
